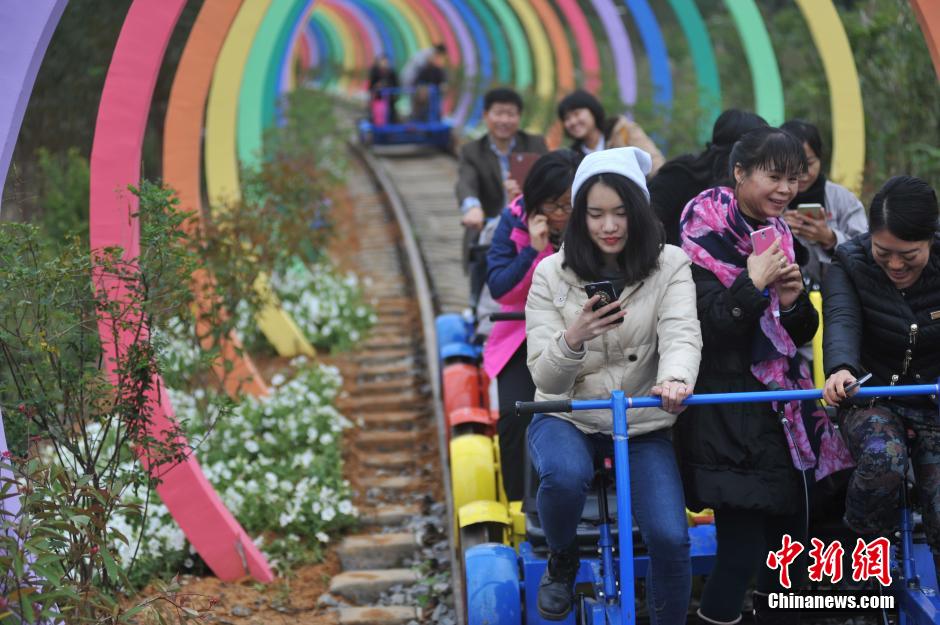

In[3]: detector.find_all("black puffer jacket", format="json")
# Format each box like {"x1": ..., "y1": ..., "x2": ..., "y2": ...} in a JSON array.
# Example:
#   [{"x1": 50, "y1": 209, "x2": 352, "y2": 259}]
[
  {"x1": 674, "y1": 265, "x2": 819, "y2": 514},
  {"x1": 823, "y1": 233, "x2": 940, "y2": 408}
]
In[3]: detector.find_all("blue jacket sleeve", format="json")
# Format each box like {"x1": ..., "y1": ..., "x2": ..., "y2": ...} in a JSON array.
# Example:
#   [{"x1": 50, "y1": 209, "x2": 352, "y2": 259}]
[{"x1": 486, "y1": 210, "x2": 539, "y2": 300}]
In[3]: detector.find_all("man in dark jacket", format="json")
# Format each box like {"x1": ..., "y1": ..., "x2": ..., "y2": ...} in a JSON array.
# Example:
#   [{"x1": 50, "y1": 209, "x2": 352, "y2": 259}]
[{"x1": 456, "y1": 88, "x2": 547, "y2": 305}]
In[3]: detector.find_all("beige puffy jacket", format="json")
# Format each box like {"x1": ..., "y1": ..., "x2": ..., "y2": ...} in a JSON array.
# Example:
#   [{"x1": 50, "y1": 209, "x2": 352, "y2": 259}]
[{"x1": 525, "y1": 245, "x2": 702, "y2": 436}]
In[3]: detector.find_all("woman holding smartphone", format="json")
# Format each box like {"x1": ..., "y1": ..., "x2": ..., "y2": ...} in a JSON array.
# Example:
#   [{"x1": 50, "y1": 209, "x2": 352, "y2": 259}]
[
  {"x1": 822, "y1": 175, "x2": 940, "y2": 569},
  {"x1": 483, "y1": 149, "x2": 580, "y2": 502},
  {"x1": 779, "y1": 119, "x2": 868, "y2": 285},
  {"x1": 525, "y1": 147, "x2": 702, "y2": 622},
  {"x1": 676, "y1": 127, "x2": 852, "y2": 624}
]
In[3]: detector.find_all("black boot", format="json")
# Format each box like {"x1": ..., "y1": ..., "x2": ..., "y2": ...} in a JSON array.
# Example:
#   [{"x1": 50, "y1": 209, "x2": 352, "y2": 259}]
[{"x1": 537, "y1": 546, "x2": 580, "y2": 621}]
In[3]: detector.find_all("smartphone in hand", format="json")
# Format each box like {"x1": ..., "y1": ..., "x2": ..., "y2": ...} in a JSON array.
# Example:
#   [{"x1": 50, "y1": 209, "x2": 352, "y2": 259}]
[
  {"x1": 750, "y1": 226, "x2": 778, "y2": 256},
  {"x1": 795, "y1": 203, "x2": 826, "y2": 220},
  {"x1": 584, "y1": 281, "x2": 623, "y2": 325},
  {"x1": 844, "y1": 372, "x2": 873, "y2": 393}
]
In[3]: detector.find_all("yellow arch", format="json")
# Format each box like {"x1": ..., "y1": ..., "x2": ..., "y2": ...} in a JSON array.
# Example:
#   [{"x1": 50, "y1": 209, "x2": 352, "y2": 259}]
[
  {"x1": 506, "y1": 0, "x2": 555, "y2": 132},
  {"x1": 205, "y1": 0, "x2": 315, "y2": 357},
  {"x1": 386, "y1": 0, "x2": 432, "y2": 51},
  {"x1": 795, "y1": 0, "x2": 865, "y2": 195}
]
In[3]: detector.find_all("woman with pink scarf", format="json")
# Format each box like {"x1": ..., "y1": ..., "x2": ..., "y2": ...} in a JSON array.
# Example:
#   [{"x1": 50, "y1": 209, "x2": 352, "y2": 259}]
[{"x1": 676, "y1": 127, "x2": 853, "y2": 625}]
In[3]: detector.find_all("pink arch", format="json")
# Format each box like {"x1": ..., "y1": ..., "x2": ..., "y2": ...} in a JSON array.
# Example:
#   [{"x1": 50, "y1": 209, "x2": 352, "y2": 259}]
[
  {"x1": 408, "y1": 0, "x2": 461, "y2": 67},
  {"x1": 555, "y1": 0, "x2": 601, "y2": 93},
  {"x1": 89, "y1": 0, "x2": 272, "y2": 582}
]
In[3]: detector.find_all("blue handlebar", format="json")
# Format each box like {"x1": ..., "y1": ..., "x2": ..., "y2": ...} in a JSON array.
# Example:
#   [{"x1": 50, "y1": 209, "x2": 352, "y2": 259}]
[{"x1": 515, "y1": 383, "x2": 939, "y2": 415}]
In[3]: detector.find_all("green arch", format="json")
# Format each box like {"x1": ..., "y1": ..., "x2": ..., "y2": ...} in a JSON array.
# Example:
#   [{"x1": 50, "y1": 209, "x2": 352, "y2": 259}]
[
  {"x1": 722, "y1": 0, "x2": 784, "y2": 125},
  {"x1": 483, "y1": 0, "x2": 532, "y2": 91},
  {"x1": 311, "y1": 12, "x2": 343, "y2": 89},
  {"x1": 358, "y1": 0, "x2": 417, "y2": 69},
  {"x1": 668, "y1": 0, "x2": 722, "y2": 142},
  {"x1": 263, "y1": 0, "x2": 309, "y2": 129},
  {"x1": 466, "y1": 0, "x2": 511, "y2": 85},
  {"x1": 240, "y1": 0, "x2": 307, "y2": 168}
]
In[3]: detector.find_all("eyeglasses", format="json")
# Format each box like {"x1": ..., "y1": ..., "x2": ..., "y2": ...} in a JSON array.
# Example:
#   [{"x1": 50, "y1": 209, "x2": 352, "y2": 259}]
[{"x1": 542, "y1": 201, "x2": 573, "y2": 215}]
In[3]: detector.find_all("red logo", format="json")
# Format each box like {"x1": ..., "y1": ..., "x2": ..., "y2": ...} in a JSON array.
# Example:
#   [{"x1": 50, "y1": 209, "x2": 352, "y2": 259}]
[{"x1": 766, "y1": 534, "x2": 805, "y2": 589}]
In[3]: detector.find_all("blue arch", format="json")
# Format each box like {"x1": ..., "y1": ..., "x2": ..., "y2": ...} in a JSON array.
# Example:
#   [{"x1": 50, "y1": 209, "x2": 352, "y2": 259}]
[
  {"x1": 307, "y1": 17, "x2": 334, "y2": 86},
  {"x1": 450, "y1": 0, "x2": 492, "y2": 127},
  {"x1": 622, "y1": 0, "x2": 673, "y2": 110},
  {"x1": 345, "y1": 0, "x2": 398, "y2": 66}
]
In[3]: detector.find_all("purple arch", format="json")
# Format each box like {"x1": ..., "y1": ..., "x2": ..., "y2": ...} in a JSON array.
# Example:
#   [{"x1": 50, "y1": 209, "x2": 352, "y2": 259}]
[
  {"x1": 279, "y1": 0, "x2": 317, "y2": 100},
  {"x1": 431, "y1": 0, "x2": 476, "y2": 126},
  {"x1": 0, "y1": 0, "x2": 69, "y2": 211},
  {"x1": 589, "y1": 0, "x2": 637, "y2": 106}
]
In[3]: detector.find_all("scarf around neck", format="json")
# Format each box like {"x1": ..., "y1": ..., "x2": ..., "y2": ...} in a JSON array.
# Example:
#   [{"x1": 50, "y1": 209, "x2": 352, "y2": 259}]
[{"x1": 679, "y1": 187, "x2": 854, "y2": 480}]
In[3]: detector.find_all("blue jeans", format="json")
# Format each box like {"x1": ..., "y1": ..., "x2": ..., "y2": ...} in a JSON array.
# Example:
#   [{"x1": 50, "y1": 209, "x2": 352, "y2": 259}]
[{"x1": 528, "y1": 414, "x2": 691, "y2": 625}]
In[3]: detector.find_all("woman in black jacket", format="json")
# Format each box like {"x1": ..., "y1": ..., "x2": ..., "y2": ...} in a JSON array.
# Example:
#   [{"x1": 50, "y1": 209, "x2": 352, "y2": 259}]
[
  {"x1": 822, "y1": 175, "x2": 940, "y2": 564},
  {"x1": 677, "y1": 127, "x2": 852, "y2": 624},
  {"x1": 649, "y1": 109, "x2": 767, "y2": 245}
]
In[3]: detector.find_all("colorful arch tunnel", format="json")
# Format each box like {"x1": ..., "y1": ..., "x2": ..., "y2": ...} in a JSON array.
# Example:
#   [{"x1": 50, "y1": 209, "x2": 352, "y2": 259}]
[{"x1": 1, "y1": 0, "x2": 939, "y2": 584}]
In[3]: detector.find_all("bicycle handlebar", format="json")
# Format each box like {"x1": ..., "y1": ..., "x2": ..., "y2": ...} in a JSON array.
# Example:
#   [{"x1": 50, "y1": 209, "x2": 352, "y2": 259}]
[
  {"x1": 515, "y1": 382, "x2": 939, "y2": 416},
  {"x1": 488, "y1": 311, "x2": 526, "y2": 321}
]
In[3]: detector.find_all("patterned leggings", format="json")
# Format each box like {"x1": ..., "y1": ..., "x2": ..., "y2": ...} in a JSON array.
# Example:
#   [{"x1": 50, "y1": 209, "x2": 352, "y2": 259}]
[{"x1": 841, "y1": 402, "x2": 940, "y2": 552}]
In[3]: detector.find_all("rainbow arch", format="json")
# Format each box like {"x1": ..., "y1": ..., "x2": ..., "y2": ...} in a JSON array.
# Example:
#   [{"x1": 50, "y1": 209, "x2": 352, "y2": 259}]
[{"x1": 291, "y1": 0, "x2": 940, "y2": 194}]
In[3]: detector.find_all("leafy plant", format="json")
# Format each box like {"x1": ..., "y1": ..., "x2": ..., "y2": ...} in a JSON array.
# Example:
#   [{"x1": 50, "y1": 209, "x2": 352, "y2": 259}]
[{"x1": 0, "y1": 182, "x2": 212, "y2": 622}]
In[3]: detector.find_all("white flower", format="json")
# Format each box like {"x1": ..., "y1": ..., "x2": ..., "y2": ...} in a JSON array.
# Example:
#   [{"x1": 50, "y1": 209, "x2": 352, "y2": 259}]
[
  {"x1": 271, "y1": 373, "x2": 286, "y2": 387},
  {"x1": 321, "y1": 506, "x2": 336, "y2": 522},
  {"x1": 245, "y1": 440, "x2": 260, "y2": 453},
  {"x1": 315, "y1": 531, "x2": 330, "y2": 543}
]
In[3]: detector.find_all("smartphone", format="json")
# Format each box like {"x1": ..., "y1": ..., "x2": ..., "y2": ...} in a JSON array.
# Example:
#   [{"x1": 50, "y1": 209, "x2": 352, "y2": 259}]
[
  {"x1": 750, "y1": 226, "x2": 778, "y2": 256},
  {"x1": 796, "y1": 203, "x2": 826, "y2": 220},
  {"x1": 584, "y1": 281, "x2": 623, "y2": 324},
  {"x1": 508, "y1": 152, "x2": 542, "y2": 187},
  {"x1": 844, "y1": 372, "x2": 873, "y2": 393}
]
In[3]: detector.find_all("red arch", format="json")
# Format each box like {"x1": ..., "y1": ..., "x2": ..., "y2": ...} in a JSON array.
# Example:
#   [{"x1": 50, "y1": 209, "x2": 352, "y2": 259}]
[{"x1": 89, "y1": 0, "x2": 273, "y2": 582}]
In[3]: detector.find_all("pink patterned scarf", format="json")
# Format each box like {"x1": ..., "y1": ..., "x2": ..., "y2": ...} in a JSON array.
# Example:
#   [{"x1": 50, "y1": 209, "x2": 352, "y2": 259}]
[{"x1": 680, "y1": 187, "x2": 854, "y2": 480}]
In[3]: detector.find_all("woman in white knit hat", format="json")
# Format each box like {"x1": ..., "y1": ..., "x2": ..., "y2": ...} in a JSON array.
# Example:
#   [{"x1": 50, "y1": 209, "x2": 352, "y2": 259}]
[{"x1": 524, "y1": 147, "x2": 702, "y2": 622}]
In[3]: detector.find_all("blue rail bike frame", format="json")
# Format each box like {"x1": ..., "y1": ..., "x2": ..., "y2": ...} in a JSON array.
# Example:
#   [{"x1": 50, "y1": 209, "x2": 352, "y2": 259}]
[{"x1": 535, "y1": 381, "x2": 940, "y2": 625}]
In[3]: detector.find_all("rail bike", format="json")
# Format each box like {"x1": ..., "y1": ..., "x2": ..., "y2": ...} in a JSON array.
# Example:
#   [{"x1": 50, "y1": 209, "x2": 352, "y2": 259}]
[
  {"x1": 465, "y1": 383, "x2": 940, "y2": 625},
  {"x1": 358, "y1": 86, "x2": 453, "y2": 150}
]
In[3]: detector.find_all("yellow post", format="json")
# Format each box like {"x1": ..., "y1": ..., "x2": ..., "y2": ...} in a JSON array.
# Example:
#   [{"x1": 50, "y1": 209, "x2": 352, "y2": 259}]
[{"x1": 809, "y1": 290, "x2": 825, "y2": 389}]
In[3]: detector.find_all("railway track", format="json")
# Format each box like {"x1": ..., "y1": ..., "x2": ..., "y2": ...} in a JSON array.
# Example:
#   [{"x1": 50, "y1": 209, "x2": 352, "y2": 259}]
[{"x1": 316, "y1": 144, "x2": 464, "y2": 625}]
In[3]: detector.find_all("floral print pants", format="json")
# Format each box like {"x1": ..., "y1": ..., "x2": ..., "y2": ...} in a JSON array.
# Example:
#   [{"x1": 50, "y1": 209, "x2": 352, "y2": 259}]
[{"x1": 841, "y1": 401, "x2": 940, "y2": 553}]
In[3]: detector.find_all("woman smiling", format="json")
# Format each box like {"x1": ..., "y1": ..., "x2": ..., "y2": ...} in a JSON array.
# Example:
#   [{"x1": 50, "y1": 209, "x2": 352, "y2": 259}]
[
  {"x1": 822, "y1": 176, "x2": 940, "y2": 569},
  {"x1": 525, "y1": 147, "x2": 701, "y2": 622}
]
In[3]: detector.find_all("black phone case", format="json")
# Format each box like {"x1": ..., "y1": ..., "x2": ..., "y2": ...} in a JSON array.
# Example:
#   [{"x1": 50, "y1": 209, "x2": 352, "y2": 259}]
[{"x1": 584, "y1": 281, "x2": 623, "y2": 324}]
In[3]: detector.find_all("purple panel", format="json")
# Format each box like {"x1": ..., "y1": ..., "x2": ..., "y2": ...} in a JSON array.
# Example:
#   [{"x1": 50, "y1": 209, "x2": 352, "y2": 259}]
[
  {"x1": 0, "y1": 0, "x2": 69, "y2": 211},
  {"x1": 431, "y1": 0, "x2": 475, "y2": 126},
  {"x1": 279, "y1": 0, "x2": 317, "y2": 98},
  {"x1": 589, "y1": 0, "x2": 637, "y2": 106}
]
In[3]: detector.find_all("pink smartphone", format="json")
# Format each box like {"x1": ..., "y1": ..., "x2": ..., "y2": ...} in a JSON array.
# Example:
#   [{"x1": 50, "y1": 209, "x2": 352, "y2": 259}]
[{"x1": 750, "y1": 226, "x2": 777, "y2": 256}]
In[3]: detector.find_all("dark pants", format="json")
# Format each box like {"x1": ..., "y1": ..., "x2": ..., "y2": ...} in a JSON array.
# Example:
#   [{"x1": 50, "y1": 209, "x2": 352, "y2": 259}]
[
  {"x1": 496, "y1": 343, "x2": 535, "y2": 501},
  {"x1": 841, "y1": 401, "x2": 940, "y2": 552},
  {"x1": 528, "y1": 416, "x2": 691, "y2": 625},
  {"x1": 699, "y1": 506, "x2": 806, "y2": 622}
]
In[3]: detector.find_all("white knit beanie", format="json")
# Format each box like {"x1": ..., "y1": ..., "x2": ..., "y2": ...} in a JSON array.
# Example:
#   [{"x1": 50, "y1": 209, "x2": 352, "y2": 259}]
[{"x1": 571, "y1": 146, "x2": 652, "y2": 203}]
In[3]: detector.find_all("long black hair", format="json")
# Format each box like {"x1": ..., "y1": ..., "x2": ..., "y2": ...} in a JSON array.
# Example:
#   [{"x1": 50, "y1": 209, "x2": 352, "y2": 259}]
[
  {"x1": 523, "y1": 149, "x2": 581, "y2": 218},
  {"x1": 869, "y1": 175, "x2": 939, "y2": 242},
  {"x1": 780, "y1": 119, "x2": 824, "y2": 161},
  {"x1": 671, "y1": 109, "x2": 768, "y2": 187},
  {"x1": 563, "y1": 173, "x2": 663, "y2": 284}
]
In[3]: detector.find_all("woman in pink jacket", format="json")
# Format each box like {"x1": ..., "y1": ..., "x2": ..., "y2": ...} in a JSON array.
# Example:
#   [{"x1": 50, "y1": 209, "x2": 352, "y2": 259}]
[{"x1": 483, "y1": 149, "x2": 581, "y2": 501}]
